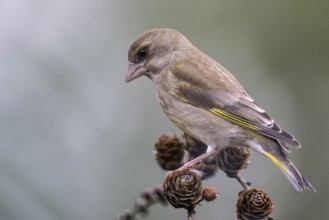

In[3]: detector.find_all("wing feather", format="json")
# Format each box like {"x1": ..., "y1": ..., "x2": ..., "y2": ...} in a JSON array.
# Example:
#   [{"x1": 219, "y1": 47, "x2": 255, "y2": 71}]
[{"x1": 172, "y1": 61, "x2": 301, "y2": 149}]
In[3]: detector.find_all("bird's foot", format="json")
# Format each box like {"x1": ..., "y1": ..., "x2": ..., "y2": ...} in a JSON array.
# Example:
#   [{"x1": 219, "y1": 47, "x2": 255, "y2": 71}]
[{"x1": 178, "y1": 146, "x2": 220, "y2": 171}]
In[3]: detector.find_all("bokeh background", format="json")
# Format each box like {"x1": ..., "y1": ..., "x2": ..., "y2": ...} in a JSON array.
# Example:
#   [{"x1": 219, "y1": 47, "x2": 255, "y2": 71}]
[{"x1": 0, "y1": 0, "x2": 328, "y2": 219}]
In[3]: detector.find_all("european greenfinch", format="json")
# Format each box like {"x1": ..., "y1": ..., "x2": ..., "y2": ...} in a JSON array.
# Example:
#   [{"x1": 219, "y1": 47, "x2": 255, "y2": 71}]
[{"x1": 126, "y1": 28, "x2": 315, "y2": 192}]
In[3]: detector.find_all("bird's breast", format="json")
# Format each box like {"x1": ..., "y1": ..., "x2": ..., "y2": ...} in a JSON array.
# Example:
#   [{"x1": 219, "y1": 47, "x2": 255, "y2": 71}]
[{"x1": 156, "y1": 90, "x2": 241, "y2": 147}]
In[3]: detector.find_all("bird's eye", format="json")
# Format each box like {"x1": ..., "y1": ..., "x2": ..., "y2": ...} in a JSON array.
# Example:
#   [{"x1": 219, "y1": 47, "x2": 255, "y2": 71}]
[{"x1": 137, "y1": 49, "x2": 147, "y2": 60}]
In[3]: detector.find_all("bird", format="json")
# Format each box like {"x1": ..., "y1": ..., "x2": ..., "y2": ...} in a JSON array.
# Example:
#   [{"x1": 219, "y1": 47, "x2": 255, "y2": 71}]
[{"x1": 125, "y1": 28, "x2": 316, "y2": 192}]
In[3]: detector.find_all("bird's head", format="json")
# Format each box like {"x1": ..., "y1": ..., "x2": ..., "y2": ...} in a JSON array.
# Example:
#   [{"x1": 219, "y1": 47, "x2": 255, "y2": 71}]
[{"x1": 126, "y1": 28, "x2": 190, "y2": 83}]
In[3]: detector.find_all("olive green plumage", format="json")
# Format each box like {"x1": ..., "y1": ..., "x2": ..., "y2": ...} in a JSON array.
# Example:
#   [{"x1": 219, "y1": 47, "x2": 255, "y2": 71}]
[{"x1": 126, "y1": 28, "x2": 315, "y2": 192}]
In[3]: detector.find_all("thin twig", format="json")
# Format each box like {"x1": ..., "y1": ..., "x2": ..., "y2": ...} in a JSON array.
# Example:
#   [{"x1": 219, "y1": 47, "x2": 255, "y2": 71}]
[
  {"x1": 235, "y1": 175, "x2": 252, "y2": 190},
  {"x1": 116, "y1": 185, "x2": 167, "y2": 220}
]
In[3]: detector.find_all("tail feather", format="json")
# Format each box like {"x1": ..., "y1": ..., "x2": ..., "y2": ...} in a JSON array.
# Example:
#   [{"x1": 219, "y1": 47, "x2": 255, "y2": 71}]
[
  {"x1": 247, "y1": 139, "x2": 316, "y2": 192},
  {"x1": 264, "y1": 152, "x2": 316, "y2": 192}
]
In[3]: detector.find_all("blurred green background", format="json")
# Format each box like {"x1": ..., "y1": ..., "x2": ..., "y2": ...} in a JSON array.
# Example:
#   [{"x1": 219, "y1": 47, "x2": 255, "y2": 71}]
[{"x1": 0, "y1": 0, "x2": 328, "y2": 219}]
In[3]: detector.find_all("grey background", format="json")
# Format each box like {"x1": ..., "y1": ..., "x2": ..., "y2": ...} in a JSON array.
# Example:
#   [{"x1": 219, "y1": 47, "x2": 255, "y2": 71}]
[{"x1": 0, "y1": 0, "x2": 328, "y2": 219}]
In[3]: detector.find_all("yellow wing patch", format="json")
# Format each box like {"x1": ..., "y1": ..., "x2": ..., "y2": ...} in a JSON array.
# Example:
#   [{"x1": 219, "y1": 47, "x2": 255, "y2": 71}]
[
  {"x1": 264, "y1": 151, "x2": 287, "y2": 172},
  {"x1": 210, "y1": 108, "x2": 260, "y2": 130}
]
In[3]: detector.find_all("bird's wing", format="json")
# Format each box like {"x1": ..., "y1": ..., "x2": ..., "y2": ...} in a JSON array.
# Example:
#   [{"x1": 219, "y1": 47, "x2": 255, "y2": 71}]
[{"x1": 171, "y1": 61, "x2": 300, "y2": 149}]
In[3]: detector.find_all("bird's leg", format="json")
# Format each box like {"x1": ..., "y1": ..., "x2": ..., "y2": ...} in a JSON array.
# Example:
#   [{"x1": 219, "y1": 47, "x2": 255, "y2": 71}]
[
  {"x1": 178, "y1": 145, "x2": 220, "y2": 171},
  {"x1": 235, "y1": 175, "x2": 252, "y2": 190}
]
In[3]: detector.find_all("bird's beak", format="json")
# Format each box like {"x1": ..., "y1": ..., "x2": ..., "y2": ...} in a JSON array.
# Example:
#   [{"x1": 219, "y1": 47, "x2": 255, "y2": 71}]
[{"x1": 126, "y1": 62, "x2": 146, "y2": 83}]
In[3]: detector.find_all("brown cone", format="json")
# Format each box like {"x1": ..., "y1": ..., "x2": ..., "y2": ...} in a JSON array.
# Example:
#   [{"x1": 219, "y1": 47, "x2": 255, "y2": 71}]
[
  {"x1": 183, "y1": 133, "x2": 207, "y2": 158},
  {"x1": 236, "y1": 188, "x2": 273, "y2": 220},
  {"x1": 163, "y1": 169, "x2": 203, "y2": 213},
  {"x1": 218, "y1": 146, "x2": 250, "y2": 177},
  {"x1": 154, "y1": 133, "x2": 185, "y2": 170}
]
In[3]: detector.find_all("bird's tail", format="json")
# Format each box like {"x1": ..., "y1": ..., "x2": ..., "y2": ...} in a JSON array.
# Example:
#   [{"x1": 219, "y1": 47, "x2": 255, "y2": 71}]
[
  {"x1": 247, "y1": 139, "x2": 316, "y2": 192},
  {"x1": 263, "y1": 151, "x2": 316, "y2": 192}
]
